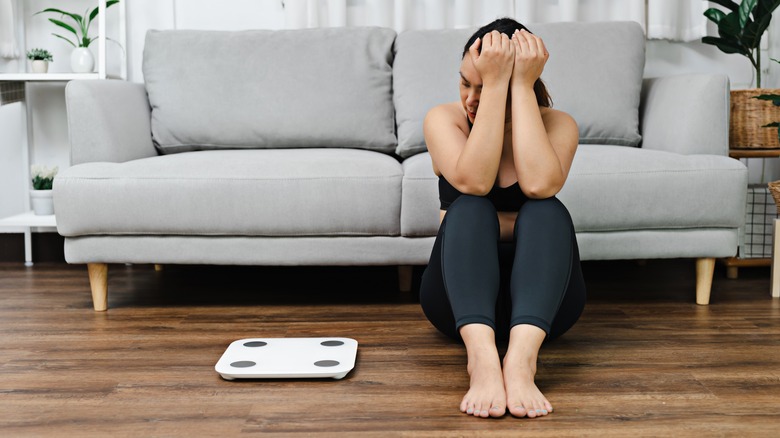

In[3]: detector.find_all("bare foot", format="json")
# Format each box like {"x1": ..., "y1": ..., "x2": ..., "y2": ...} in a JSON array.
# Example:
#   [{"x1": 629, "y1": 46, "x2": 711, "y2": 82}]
[
  {"x1": 460, "y1": 352, "x2": 507, "y2": 418},
  {"x1": 503, "y1": 324, "x2": 553, "y2": 418},
  {"x1": 503, "y1": 356, "x2": 552, "y2": 418},
  {"x1": 459, "y1": 324, "x2": 506, "y2": 418}
]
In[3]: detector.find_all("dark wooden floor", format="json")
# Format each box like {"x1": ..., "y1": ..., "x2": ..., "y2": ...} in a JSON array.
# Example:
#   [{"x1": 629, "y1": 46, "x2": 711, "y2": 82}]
[{"x1": 1, "y1": 259, "x2": 779, "y2": 437}]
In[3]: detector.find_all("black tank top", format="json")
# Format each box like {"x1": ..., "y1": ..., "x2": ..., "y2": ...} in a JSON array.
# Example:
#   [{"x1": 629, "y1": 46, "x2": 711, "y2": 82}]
[
  {"x1": 438, "y1": 116, "x2": 528, "y2": 212},
  {"x1": 438, "y1": 176, "x2": 528, "y2": 212}
]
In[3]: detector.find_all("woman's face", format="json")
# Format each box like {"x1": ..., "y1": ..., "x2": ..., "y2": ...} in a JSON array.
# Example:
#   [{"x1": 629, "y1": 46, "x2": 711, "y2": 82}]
[{"x1": 459, "y1": 55, "x2": 482, "y2": 124}]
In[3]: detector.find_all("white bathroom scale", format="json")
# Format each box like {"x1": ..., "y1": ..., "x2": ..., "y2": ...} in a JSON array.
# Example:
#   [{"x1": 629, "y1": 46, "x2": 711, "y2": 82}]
[{"x1": 215, "y1": 337, "x2": 358, "y2": 380}]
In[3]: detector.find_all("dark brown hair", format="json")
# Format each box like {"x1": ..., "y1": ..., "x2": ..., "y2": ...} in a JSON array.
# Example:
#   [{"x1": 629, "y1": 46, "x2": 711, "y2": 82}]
[{"x1": 462, "y1": 17, "x2": 552, "y2": 108}]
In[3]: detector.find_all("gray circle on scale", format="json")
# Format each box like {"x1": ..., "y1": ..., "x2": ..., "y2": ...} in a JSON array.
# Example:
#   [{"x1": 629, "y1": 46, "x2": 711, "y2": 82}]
[
  {"x1": 314, "y1": 360, "x2": 340, "y2": 367},
  {"x1": 321, "y1": 340, "x2": 344, "y2": 347},
  {"x1": 243, "y1": 341, "x2": 268, "y2": 347},
  {"x1": 230, "y1": 361, "x2": 256, "y2": 368}
]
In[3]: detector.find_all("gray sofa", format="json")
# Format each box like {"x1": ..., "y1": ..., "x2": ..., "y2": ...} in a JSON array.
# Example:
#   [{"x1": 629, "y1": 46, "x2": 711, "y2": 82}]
[{"x1": 54, "y1": 22, "x2": 747, "y2": 311}]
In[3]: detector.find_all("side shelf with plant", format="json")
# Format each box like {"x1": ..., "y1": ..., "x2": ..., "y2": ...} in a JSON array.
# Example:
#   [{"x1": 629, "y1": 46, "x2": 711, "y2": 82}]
[{"x1": 703, "y1": 0, "x2": 780, "y2": 149}]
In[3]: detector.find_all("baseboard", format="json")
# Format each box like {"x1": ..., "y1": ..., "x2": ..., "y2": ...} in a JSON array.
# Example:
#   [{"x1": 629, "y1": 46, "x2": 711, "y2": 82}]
[{"x1": 0, "y1": 233, "x2": 66, "y2": 263}]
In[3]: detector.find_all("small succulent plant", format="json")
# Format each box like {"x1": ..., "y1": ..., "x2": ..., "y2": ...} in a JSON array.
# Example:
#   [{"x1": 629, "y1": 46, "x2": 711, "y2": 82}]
[{"x1": 26, "y1": 48, "x2": 53, "y2": 62}]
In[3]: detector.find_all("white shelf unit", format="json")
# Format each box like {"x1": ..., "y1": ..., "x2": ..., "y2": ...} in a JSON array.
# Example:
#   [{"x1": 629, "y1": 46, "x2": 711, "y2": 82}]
[
  {"x1": 0, "y1": 212, "x2": 57, "y2": 268},
  {"x1": 0, "y1": 1, "x2": 126, "y2": 266},
  {"x1": 0, "y1": 211, "x2": 57, "y2": 228},
  {"x1": 0, "y1": 73, "x2": 101, "y2": 81}
]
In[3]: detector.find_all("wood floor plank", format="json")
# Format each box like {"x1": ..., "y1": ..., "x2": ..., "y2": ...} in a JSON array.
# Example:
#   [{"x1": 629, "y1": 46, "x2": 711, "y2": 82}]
[{"x1": 0, "y1": 260, "x2": 779, "y2": 436}]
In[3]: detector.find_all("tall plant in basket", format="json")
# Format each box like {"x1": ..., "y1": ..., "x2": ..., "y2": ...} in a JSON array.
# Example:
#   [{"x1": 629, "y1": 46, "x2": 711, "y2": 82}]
[{"x1": 703, "y1": 0, "x2": 780, "y2": 149}]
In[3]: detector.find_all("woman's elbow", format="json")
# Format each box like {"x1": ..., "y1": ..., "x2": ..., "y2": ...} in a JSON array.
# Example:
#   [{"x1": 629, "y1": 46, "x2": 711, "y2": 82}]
[{"x1": 448, "y1": 176, "x2": 493, "y2": 196}]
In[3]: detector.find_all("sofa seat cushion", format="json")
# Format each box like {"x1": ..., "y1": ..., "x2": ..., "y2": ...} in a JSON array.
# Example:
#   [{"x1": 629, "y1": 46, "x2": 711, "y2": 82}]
[
  {"x1": 558, "y1": 145, "x2": 746, "y2": 232},
  {"x1": 401, "y1": 153, "x2": 439, "y2": 236},
  {"x1": 54, "y1": 149, "x2": 402, "y2": 237},
  {"x1": 399, "y1": 147, "x2": 746, "y2": 236}
]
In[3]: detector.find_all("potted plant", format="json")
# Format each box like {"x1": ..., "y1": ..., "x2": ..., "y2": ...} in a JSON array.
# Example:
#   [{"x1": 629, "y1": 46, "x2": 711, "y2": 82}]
[
  {"x1": 703, "y1": 0, "x2": 780, "y2": 149},
  {"x1": 26, "y1": 48, "x2": 53, "y2": 73},
  {"x1": 30, "y1": 164, "x2": 58, "y2": 216},
  {"x1": 34, "y1": 0, "x2": 119, "y2": 73}
]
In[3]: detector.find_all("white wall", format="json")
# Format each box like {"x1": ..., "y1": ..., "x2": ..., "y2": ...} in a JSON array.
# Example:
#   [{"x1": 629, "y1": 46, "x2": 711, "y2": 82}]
[{"x1": 1, "y1": 0, "x2": 778, "y2": 222}]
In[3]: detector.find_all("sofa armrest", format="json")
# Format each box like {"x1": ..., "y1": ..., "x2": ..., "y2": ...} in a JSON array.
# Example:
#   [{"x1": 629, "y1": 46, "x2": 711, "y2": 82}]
[
  {"x1": 65, "y1": 80, "x2": 157, "y2": 165},
  {"x1": 640, "y1": 74, "x2": 729, "y2": 156}
]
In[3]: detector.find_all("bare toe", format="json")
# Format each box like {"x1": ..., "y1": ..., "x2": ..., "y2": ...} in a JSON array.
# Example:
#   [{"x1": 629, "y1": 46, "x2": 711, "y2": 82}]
[
  {"x1": 489, "y1": 403, "x2": 506, "y2": 418},
  {"x1": 473, "y1": 402, "x2": 485, "y2": 417},
  {"x1": 509, "y1": 405, "x2": 527, "y2": 417},
  {"x1": 460, "y1": 398, "x2": 470, "y2": 413}
]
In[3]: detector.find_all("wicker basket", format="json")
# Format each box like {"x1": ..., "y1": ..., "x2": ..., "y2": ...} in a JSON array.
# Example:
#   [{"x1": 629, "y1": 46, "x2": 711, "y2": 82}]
[
  {"x1": 769, "y1": 181, "x2": 780, "y2": 215},
  {"x1": 730, "y1": 88, "x2": 780, "y2": 149}
]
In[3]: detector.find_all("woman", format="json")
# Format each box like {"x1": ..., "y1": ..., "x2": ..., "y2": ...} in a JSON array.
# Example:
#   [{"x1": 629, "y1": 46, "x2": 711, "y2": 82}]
[{"x1": 419, "y1": 18, "x2": 586, "y2": 419}]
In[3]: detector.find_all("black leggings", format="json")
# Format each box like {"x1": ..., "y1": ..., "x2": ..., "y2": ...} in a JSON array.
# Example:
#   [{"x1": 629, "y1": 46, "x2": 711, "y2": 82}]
[{"x1": 420, "y1": 195, "x2": 586, "y2": 342}]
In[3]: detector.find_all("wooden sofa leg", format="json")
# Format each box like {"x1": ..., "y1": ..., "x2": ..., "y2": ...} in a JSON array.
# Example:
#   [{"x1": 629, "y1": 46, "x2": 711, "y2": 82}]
[
  {"x1": 398, "y1": 265, "x2": 413, "y2": 293},
  {"x1": 696, "y1": 258, "x2": 715, "y2": 305},
  {"x1": 87, "y1": 263, "x2": 108, "y2": 311}
]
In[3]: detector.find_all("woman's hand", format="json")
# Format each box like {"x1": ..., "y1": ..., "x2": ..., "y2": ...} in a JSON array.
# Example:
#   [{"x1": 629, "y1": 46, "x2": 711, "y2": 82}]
[
  {"x1": 468, "y1": 30, "x2": 514, "y2": 87},
  {"x1": 510, "y1": 29, "x2": 548, "y2": 89}
]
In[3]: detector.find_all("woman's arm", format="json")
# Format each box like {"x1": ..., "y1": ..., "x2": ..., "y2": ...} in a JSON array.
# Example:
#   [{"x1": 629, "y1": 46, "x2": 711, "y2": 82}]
[
  {"x1": 509, "y1": 30, "x2": 578, "y2": 199},
  {"x1": 424, "y1": 31, "x2": 514, "y2": 195}
]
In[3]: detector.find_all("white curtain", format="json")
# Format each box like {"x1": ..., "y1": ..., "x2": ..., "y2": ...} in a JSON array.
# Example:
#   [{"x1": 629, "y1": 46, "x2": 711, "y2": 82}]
[
  {"x1": 282, "y1": 0, "x2": 647, "y2": 32},
  {"x1": 516, "y1": 0, "x2": 645, "y2": 25},
  {"x1": 647, "y1": 0, "x2": 707, "y2": 42},
  {"x1": 0, "y1": 0, "x2": 19, "y2": 59},
  {"x1": 281, "y1": 0, "x2": 706, "y2": 42}
]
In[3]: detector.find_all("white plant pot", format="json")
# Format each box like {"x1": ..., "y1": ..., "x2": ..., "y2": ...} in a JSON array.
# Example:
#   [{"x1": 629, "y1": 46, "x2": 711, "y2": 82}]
[
  {"x1": 30, "y1": 189, "x2": 54, "y2": 216},
  {"x1": 70, "y1": 47, "x2": 95, "y2": 73},
  {"x1": 31, "y1": 60, "x2": 49, "y2": 73}
]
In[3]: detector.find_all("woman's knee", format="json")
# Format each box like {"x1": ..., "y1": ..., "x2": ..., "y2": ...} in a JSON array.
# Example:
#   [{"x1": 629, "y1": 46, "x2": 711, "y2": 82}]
[
  {"x1": 445, "y1": 195, "x2": 499, "y2": 230},
  {"x1": 514, "y1": 197, "x2": 574, "y2": 238},
  {"x1": 449, "y1": 194, "x2": 496, "y2": 212},
  {"x1": 518, "y1": 197, "x2": 572, "y2": 226}
]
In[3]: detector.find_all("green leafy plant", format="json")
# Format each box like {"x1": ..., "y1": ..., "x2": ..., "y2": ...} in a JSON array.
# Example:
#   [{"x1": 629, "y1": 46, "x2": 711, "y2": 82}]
[
  {"x1": 26, "y1": 48, "x2": 53, "y2": 62},
  {"x1": 702, "y1": 0, "x2": 780, "y2": 88},
  {"x1": 34, "y1": 0, "x2": 119, "y2": 49},
  {"x1": 753, "y1": 57, "x2": 780, "y2": 141},
  {"x1": 31, "y1": 165, "x2": 59, "y2": 190}
]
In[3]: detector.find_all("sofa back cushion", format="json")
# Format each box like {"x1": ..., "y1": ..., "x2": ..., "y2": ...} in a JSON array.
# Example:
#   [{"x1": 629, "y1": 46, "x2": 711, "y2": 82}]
[
  {"x1": 144, "y1": 27, "x2": 397, "y2": 154},
  {"x1": 393, "y1": 21, "x2": 646, "y2": 157}
]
